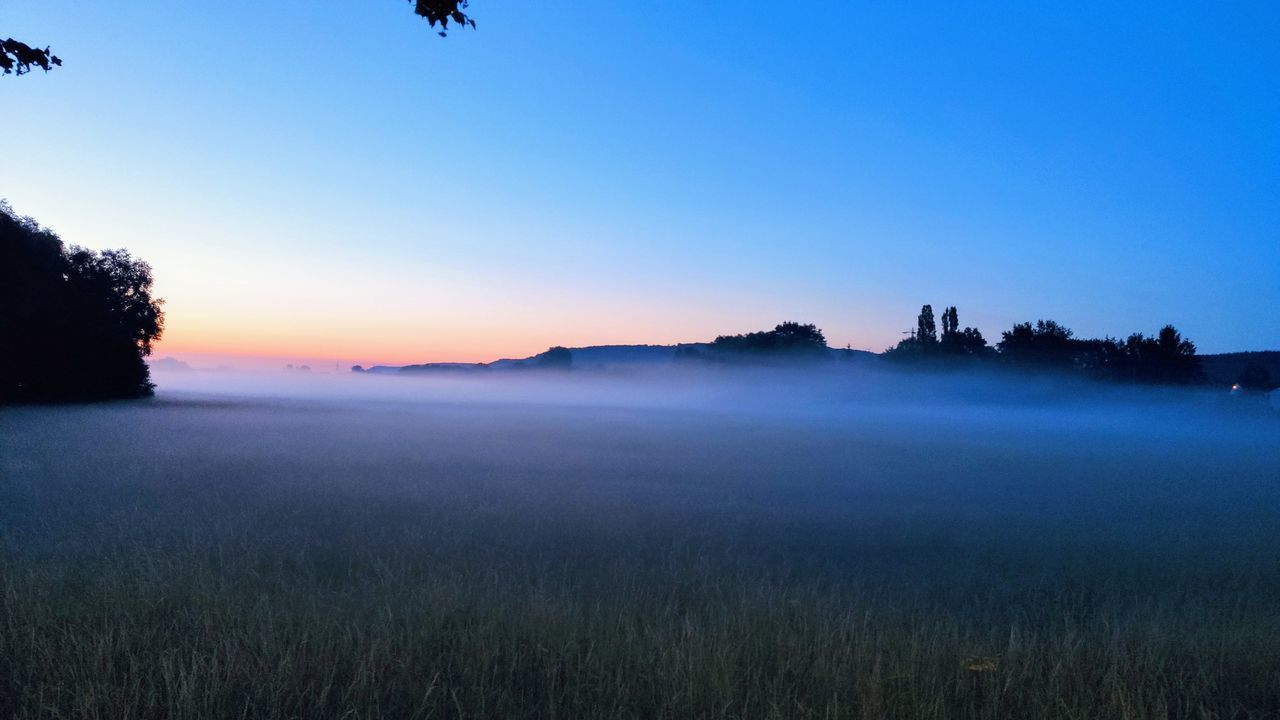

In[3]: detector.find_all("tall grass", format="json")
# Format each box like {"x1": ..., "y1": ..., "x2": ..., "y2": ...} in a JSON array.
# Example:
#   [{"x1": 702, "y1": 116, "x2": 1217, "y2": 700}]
[{"x1": 1, "y1": 394, "x2": 1278, "y2": 718}]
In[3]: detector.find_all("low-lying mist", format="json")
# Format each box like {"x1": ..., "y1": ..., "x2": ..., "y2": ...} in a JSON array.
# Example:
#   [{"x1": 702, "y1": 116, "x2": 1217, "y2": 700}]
[
  {"x1": 139, "y1": 363, "x2": 1277, "y2": 522},
  {"x1": 152, "y1": 361, "x2": 1278, "y2": 451},
  {"x1": 2, "y1": 364, "x2": 1278, "y2": 718}
]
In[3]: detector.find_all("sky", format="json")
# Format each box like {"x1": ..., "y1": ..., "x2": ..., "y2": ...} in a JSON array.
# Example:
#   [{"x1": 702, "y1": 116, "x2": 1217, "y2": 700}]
[{"x1": 4, "y1": 1, "x2": 1278, "y2": 366}]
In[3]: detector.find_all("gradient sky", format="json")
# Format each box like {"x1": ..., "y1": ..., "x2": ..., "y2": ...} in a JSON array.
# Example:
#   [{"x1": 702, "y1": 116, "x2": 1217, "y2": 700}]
[{"x1": 4, "y1": 1, "x2": 1278, "y2": 365}]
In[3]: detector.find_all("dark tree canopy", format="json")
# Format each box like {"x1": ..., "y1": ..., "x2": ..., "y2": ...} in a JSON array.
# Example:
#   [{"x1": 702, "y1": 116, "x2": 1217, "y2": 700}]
[
  {"x1": 997, "y1": 320, "x2": 1077, "y2": 367},
  {"x1": 1122, "y1": 326, "x2": 1205, "y2": 385},
  {"x1": 995, "y1": 319, "x2": 1202, "y2": 384},
  {"x1": 1, "y1": 201, "x2": 164, "y2": 403},
  {"x1": 1, "y1": 38, "x2": 60, "y2": 75},
  {"x1": 886, "y1": 305, "x2": 990, "y2": 361},
  {"x1": 940, "y1": 306, "x2": 959, "y2": 338},
  {"x1": 410, "y1": 0, "x2": 476, "y2": 36},
  {"x1": 710, "y1": 322, "x2": 829, "y2": 356},
  {"x1": 885, "y1": 304, "x2": 1204, "y2": 386},
  {"x1": 916, "y1": 304, "x2": 938, "y2": 345}
]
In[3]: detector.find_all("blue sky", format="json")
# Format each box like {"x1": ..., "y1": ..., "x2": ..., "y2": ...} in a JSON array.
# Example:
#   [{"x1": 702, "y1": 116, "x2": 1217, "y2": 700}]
[{"x1": 4, "y1": 1, "x2": 1278, "y2": 362}]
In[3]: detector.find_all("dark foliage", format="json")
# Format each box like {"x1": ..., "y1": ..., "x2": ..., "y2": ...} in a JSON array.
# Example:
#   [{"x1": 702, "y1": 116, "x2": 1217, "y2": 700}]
[
  {"x1": 0, "y1": 201, "x2": 163, "y2": 403},
  {"x1": 1237, "y1": 363, "x2": 1276, "y2": 393},
  {"x1": 410, "y1": 0, "x2": 476, "y2": 36},
  {"x1": 1198, "y1": 351, "x2": 1280, "y2": 389},
  {"x1": 946, "y1": 327, "x2": 991, "y2": 356},
  {"x1": 0, "y1": 38, "x2": 60, "y2": 76},
  {"x1": 995, "y1": 319, "x2": 1203, "y2": 384},
  {"x1": 915, "y1": 304, "x2": 937, "y2": 344},
  {"x1": 884, "y1": 304, "x2": 1207, "y2": 387},
  {"x1": 886, "y1": 305, "x2": 991, "y2": 361},
  {"x1": 1070, "y1": 336, "x2": 1128, "y2": 377},
  {"x1": 1120, "y1": 326, "x2": 1205, "y2": 385},
  {"x1": 710, "y1": 322, "x2": 828, "y2": 356},
  {"x1": 939, "y1": 306, "x2": 991, "y2": 357},
  {"x1": 997, "y1": 320, "x2": 1077, "y2": 368},
  {"x1": 940, "y1": 306, "x2": 958, "y2": 338}
]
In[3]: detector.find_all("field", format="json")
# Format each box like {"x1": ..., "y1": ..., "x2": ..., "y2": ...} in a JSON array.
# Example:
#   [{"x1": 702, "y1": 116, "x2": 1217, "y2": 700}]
[{"x1": 2, "y1": 369, "x2": 1278, "y2": 719}]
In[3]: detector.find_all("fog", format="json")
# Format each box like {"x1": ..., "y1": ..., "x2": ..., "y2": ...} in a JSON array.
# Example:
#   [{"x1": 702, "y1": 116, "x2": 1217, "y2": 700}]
[
  {"x1": 148, "y1": 362, "x2": 1278, "y2": 447},
  {"x1": 11, "y1": 366, "x2": 1277, "y2": 521},
  {"x1": 5, "y1": 364, "x2": 1280, "y2": 717},
  {"x1": 8, "y1": 363, "x2": 1280, "y2": 612},
  {"x1": 68, "y1": 363, "x2": 1274, "y2": 529}
]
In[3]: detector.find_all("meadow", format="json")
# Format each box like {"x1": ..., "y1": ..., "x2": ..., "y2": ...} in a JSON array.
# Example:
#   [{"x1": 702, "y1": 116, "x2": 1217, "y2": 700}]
[{"x1": 1, "y1": 369, "x2": 1278, "y2": 719}]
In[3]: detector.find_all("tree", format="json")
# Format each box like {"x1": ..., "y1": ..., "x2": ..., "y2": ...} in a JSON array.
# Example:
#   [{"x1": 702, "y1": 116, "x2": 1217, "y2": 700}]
[
  {"x1": 770, "y1": 321, "x2": 827, "y2": 348},
  {"x1": 941, "y1": 306, "x2": 959, "y2": 339},
  {"x1": 997, "y1": 320, "x2": 1076, "y2": 368},
  {"x1": 4, "y1": 1, "x2": 475, "y2": 76},
  {"x1": 954, "y1": 327, "x2": 990, "y2": 356},
  {"x1": 412, "y1": 0, "x2": 477, "y2": 36},
  {"x1": 916, "y1": 305, "x2": 938, "y2": 345},
  {"x1": 1072, "y1": 337, "x2": 1127, "y2": 379},
  {"x1": 937, "y1": 306, "x2": 990, "y2": 357},
  {"x1": 708, "y1": 322, "x2": 829, "y2": 357},
  {"x1": 1, "y1": 201, "x2": 164, "y2": 402},
  {"x1": 1, "y1": 38, "x2": 60, "y2": 75},
  {"x1": 1123, "y1": 326, "x2": 1204, "y2": 384},
  {"x1": 887, "y1": 304, "x2": 988, "y2": 361},
  {"x1": 994, "y1": 318, "x2": 1204, "y2": 385}
]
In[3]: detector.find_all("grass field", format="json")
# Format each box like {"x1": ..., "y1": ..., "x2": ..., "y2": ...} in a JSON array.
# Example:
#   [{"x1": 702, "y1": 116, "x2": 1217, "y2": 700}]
[{"x1": 2, "y1": 371, "x2": 1278, "y2": 718}]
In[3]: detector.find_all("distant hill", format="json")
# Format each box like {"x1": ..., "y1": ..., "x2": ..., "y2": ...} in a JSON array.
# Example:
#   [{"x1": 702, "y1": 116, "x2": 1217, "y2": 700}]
[
  {"x1": 489, "y1": 344, "x2": 710, "y2": 370},
  {"x1": 354, "y1": 343, "x2": 876, "y2": 375},
  {"x1": 1199, "y1": 351, "x2": 1280, "y2": 387},
  {"x1": 398, "y1": 361, "x2": 488, "y2": 373}
]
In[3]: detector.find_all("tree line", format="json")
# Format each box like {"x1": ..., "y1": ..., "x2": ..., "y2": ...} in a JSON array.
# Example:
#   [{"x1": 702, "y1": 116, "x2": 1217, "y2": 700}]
[
  {"x1": 675, "y1": 311, "x2": 1245, "y2": 390},
  {"x1": 675, "y1": 322, "x2": 831, "y2": 362},
  {"x1": 885, "y1": 304, "x2": 1209, "y2": 385}
]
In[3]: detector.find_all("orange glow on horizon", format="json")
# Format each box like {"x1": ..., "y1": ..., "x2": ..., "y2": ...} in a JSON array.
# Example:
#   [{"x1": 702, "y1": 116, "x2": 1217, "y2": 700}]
[
  {"x1": 154, "y1": 323, "x2": 881, "y2": 369},
  {"x1": 145, "y1": 269, "x2": 884, "y2": 369},
  {"x1": 154, "y1": 328, "x2": 564, "y2": 367}
]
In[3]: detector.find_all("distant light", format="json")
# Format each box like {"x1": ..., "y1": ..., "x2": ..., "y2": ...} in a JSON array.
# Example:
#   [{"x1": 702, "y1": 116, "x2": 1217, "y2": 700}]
[{"x1": 1232, "y1": 384, "x2": 1240, "y2": 390}]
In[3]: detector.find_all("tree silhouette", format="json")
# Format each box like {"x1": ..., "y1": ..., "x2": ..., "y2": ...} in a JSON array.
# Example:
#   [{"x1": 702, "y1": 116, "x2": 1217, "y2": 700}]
[
  {"x1": 888, "y1": 305, "x2": 990, "y2": 361},
  {"x1": 4, "y1": 1, "x2": 475, "y2": 76},
  {"x1": 941, "y1": 306, "x2": 959, "y2": 339},
  {"x1": 707, "y1": 322, "x2": 829, "y2": 357},
  {"x1": 884, "y1": 304, "x2": 1205, "y2": 386},
  {"x1": 938, "y1": 306, "x2": 990, "y2": 357},
  {"x1": 1, "y1": 201, "x2": 164, "y2": 403},
  {"x1": 0, "y1": 38, "x2": 60, "y2": 75},
  {"x1": 770, "y1": 321, "x2": 827, "y2": 348},
  {"x1": 950, "y1": 327, "x2": 991, "y2": 357},
  {"x1": 1071, "y1": 337, "x2": 1127, "y2": 378},
  {"x1": 1123, "y1": 326, "x2": 1204, "y2": 384},
  {"x1": 992, "y1": 318, "x2": 1204, "y2": 385},
  {"x1": 916, "y1": 305, "x2": 938, "y2": 345},
  {"x1": 412, "y1": 0, "x2": 477, "y2": 36},
  {"x1": 997, "y1": 320, "x2": 1076, "y2": 368}
]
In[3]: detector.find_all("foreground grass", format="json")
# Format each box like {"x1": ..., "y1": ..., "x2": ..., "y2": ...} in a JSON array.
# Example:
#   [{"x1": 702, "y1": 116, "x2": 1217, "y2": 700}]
[{"x1": 2, "y1": 393, "x2": 1279, "y2": 718}]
